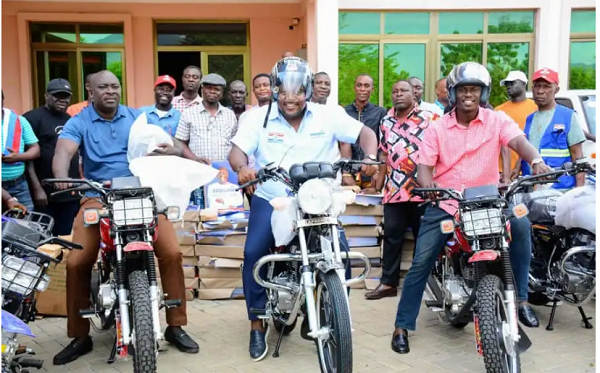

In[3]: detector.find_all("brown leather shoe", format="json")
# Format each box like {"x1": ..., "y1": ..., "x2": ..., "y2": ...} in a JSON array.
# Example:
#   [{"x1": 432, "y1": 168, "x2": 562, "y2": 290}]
[{"x1": 365, "y1": 284, "x2": 397, "y2": 300}]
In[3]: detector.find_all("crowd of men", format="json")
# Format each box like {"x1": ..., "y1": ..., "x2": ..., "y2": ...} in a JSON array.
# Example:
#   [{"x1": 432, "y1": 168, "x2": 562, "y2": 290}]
[{"x1": 0, "y1": 49, "x2": 593, "y2": 364}]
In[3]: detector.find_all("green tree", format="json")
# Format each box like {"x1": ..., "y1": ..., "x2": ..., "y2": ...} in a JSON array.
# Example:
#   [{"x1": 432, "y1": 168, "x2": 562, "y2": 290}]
[
  {"x1": 569, "y1": 65, "x2": 596, "y2": 89},
  {"x1": 106, "y1": 61, "x2": 124, "y2": 103}
]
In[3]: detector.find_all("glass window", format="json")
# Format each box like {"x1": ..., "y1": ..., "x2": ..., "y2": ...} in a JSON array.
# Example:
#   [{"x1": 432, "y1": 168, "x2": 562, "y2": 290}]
[
  {"x1": 339, "y1": 12, "x2": 380, "y2": 35},
  {"x1": 384, "y1": 13, "x2": 430, "y2": 35},
  {"x1": 439, "y1": 12, "x2": 483, "y2": 34},
  {"x1": 383, "y1": 44, "x2": 426, "y2": 109},
  {"x1": 81, "y1": 51, "x2": 124, "y2": 102},
  {"x1": 580, "y1": 95, "x2": 596, "y2": 135},
  {"x1": 569, "y1": 41, "x2": 596, "y2": 89},
  {"x1": 35, "y1": 51, "x2": 78, "y2": 107},
  {"x1": 156, "y1": 23, "x2": 247, "y2": 46},
  {"x1": 79, "y1": 24, "x2": 124, "y2": 44},
  {"x1": 487, "y1": 42, "x2": 530, "y2": 106},
  {"x1": 207, "y1": 54, "x2": 245, "y2": 106},
  {"x1": 440, "y1": 43, "x2": 483, "y2": 76},
  {"x1": 571, "y1": 10, "x2": 596, "y2": 33},
  {"x1": 30, "y1": 23, "x2": 76, "y2": 43},
  {"x1": 488, "y1": 11, "x2": 535, "y2": 34},
  {"x1": 338, "y1": 44, "x2": 379, "y2": 107}
]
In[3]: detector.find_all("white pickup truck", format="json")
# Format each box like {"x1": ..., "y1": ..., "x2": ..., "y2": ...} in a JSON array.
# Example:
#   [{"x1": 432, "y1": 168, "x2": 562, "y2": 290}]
[{"x1": 526, "y1": 89, "x2": 596, "y2": 164}]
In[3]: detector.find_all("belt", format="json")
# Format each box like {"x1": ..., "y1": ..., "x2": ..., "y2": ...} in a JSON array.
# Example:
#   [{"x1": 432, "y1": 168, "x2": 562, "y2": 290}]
[{"x1": 2, "y1": 174, "x2": 27, "y2": 188}]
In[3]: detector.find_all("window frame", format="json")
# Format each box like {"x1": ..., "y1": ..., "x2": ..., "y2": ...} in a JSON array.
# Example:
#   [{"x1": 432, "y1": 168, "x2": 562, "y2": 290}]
[
  {"x1": 568, "y1": 9, "x2": 596, "y2": 89},
  {"x1": 338, "y1": 10, "x2": 536, "y2": 106}
]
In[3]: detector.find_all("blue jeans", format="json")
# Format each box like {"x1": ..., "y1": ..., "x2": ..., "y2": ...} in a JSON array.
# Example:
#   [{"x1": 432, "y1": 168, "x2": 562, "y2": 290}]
[
  {"x1": 394, "y1": 205, "x2": 532, "y2": 330},
  {"x1": 243, "y1": 196, "x2": 351, "y2": 321},
  {"x1": 3, "y1": 176, "x2": 34, "y2": 212}
]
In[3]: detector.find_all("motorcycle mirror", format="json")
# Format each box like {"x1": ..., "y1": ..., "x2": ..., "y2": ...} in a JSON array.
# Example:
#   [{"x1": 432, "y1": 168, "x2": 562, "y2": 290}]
[
  {"x1": 440, "y1": 219, "x2": 454, "y2": 234},
  {"x1": 512, "y1": 204, "x2": 529, "y2": 219}
]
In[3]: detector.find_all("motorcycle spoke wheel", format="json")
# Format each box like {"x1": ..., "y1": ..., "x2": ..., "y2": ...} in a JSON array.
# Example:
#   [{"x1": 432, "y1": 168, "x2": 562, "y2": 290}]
[
  {"x1": 476, "y1": 275, "x2": 521, "y2": 373},
  {"x1": 129, "y1": 270, "x2": 157, "y2": 373},
  {"x1": 315, "y1": 271, "x2": 352, "y2": 373}
]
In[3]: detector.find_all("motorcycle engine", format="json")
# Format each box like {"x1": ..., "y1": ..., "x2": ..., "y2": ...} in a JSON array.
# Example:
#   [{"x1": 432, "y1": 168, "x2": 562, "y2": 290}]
[
  {"x1": 443, "y1": 275, "x2": 471, "y2": 314},
  {"x1": 549, "y1": 231, "x2": 595, "y2": 296},
  {"x1": 271, "y1": 275, "x2": 296, "y2": 314},
  {"x1": 98, "y1": 283, "x2": 117, "y2": 312}
]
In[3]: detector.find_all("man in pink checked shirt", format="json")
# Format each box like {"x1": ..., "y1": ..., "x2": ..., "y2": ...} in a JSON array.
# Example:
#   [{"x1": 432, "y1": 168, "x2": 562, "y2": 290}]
[{"x1": 391, "y1": 62, "x2": 552, "y2": 355}]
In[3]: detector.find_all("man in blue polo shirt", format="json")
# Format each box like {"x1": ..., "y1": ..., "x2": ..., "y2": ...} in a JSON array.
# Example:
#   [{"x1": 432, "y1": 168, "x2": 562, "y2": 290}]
[
  {"x1": 140, "y1": 75, "x2": 181, "y2": 136},
  {"x1": 2, "y1": 90, "x2": 40, "y2": 211},
  {"x1": 51, "y1": 70, "x2": 199, "y2": 366}
]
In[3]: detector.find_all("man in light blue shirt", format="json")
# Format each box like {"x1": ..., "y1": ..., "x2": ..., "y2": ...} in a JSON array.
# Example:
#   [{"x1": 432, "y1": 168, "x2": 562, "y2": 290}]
[
  {"x1": 229, "y1": 57, "x2": 379, "y2": 362},
  {"x1": 140, "y1": 75, "x2": 181, "y2": 136}
]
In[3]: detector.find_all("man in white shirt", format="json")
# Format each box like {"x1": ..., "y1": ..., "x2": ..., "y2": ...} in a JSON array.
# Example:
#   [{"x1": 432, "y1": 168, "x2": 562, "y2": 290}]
[
  {"x1": 228, "y1": 57, "x2": 379, "y2": 362},
  {"x1": 408, "y1": 76, "x2": 444, "y2": 116}
]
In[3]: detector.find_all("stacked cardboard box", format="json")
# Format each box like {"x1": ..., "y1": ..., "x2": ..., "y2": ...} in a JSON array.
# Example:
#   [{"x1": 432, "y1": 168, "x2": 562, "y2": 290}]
[
  {"x1": 196, "y1": 212, "x2": 249, "y2": 300},
  {"x1": 168, "y1": 206, "x2": 202, "y2": 301},
  {"x1": 340, "y1": 194, "x2": 384, "y2": 290}
]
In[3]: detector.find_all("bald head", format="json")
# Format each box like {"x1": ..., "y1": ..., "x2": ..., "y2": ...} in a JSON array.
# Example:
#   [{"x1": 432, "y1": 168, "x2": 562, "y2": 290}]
[
  {"x1": 282, "y1": 51, "x2": 294, "y2": 58},
  {"x1": 90, "y1": 70, "x2": 121, "y2": 114},
  {"x1": 229, "y1": 80, "x2": 248, "y2": 108}
]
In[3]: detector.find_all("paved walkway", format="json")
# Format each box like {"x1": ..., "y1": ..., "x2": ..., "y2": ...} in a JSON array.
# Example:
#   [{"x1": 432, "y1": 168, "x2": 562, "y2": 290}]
[{"x1": 22, "y1": 293, "x2": 596, "y2": 372}]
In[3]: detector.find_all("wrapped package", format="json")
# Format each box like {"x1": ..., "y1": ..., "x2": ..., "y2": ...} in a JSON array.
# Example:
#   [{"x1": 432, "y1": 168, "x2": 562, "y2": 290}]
[
  {"x1": 521, "y1": 189, "x2": 564, "y2": 224},
  {"x1": 554, "y1": 185, "x2": 596, "y2": 234}
]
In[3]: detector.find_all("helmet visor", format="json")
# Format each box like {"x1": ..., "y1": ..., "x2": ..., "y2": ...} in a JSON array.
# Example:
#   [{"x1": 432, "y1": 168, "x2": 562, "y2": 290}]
[{"x1": 276, "y1": 71, "x2": 307, "y2": 100}]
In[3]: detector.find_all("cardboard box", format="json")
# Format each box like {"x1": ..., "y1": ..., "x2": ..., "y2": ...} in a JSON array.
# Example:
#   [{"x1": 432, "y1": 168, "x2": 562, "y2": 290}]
[
  {"x1": 172, "y1": 221, "x2": 198, "y2": 233},
  {"x1": 182, "y1": 257, "x2": 200, "y2": 266},
  {"x1": 198, "y1": 287, "x2": 244, "y2": 300},
  {"x1": 200, "y1": 278, "x2": 243, "y2": 289},
  {"x1": 195, "y1": 245, "x2": 244, "y2": 260},
  {"x1": 344, "y1": 225, "x2": 381, "y2": 238},
  {"x1": 179, "y1": 245, "x2": 196, "y2": 257},
  {"x1": 185, "y1": 289, "x2": 197, "y2": 301},
  {"x1": 177, "y1": 233, "x2": 197, "y2": 246},
  {"x1": 350, "y1": 246, "x2": 381, "y2": 259},
  {"x1": 196, "y1": 232, "x2": 246, "y2": 247},
  {"x1": 35, "y1": 235, "x2": 73, "y2": 316},
  {"x1": 344, "y1": 204, "x2": 384, "y2": 216},
  {"x1": 183, "y1": 207, "x2": 201, "y2": 222},
  {"x1": 185, "y1": 277, "x2": 199, "y2": 290},
  {"x1": 182, "y1": 266, "x2": 197, "y2": 279},
  {"x1": 198, "y1": 257, "x2": 243, "y2": 278}
]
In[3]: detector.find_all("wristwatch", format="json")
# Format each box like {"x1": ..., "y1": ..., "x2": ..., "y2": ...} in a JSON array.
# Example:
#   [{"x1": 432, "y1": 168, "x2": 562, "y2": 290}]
[{"x1": 530, "y1": 158, "x2": 544, "y2": 168}]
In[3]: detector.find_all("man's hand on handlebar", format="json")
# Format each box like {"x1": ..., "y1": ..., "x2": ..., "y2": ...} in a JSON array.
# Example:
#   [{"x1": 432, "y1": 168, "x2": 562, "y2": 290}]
[
  {"x1": 237, "y1": 165, "x2": 257, "y2": 195},
  {"x1": 360, "y1": 163, "x2": 379, "y2": 177},
  {"x1": 54, "y1": 179, "x2": 74, "y2": 191},
  {"x1": 532, "y1": 161, "x2": 552, "y2": 176},
  {"x1": 422, "y1": 181, "x2": 441, "y2": 200}
]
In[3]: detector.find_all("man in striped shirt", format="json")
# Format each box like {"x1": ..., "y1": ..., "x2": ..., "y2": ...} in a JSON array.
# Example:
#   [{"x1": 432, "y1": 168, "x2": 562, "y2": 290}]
[{"x1": 1, "y1": 91, "x2": 40, "y2": 211}]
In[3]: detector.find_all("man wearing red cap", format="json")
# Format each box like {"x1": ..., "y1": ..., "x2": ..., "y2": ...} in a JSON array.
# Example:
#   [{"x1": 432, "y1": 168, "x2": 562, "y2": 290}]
[
  {"x1": 140, "y1": 75, "x2": 182, "y2": 136},
  {"x1": 520, "y1": 68, "x2": 586, "y2": 188}
]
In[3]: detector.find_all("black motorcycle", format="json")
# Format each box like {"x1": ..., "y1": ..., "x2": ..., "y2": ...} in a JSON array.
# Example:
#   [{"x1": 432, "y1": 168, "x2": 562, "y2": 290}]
[{"x1": 513, "y1": 160, "x2": 596, "y2": 331}]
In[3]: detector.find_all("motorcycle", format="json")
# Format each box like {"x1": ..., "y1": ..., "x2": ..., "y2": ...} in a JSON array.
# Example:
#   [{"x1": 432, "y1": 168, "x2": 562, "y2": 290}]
[
  {"x1": 517, "y1": 161, "x2": 596, "y2": 331},
  {"x1": 413, "y1": 174, "x2": 547, "y2": 373},
  {"x1": 1, "y1": 210, "x2": 82, "y2": 372},
  {"x1": 238, "y1": 159, "x2": 377, "y2": 373},
  {"x1": 43, "y1": 177, "x2": 182, "y2": 373}
]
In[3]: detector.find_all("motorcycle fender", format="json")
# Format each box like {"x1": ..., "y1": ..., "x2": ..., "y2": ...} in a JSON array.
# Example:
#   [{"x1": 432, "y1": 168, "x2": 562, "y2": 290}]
[
  {"x1": 123, "y1": 242, "x2": 154, "y2": 253},
  {"x1": 517, "y1": 324, "x2": 533, "y2": 353},
  {"x1": 1, "y1": 310, "x2": 35, "y2": 337},
  {"x1": 468, "y1": 250, "x2": 500, "y2": 263}
]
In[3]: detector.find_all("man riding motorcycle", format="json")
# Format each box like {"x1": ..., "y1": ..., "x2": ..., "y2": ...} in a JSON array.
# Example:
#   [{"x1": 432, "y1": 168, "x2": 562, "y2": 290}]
[
  {"x1": 228, "y1": 57, "x2": 379, "y2": 361},
  {"x1": 50, "y1": 70, "x2": 199, "y2": 365},
  {"x1": 390, "y1": 62, "x2": 553, "y2": 354}
]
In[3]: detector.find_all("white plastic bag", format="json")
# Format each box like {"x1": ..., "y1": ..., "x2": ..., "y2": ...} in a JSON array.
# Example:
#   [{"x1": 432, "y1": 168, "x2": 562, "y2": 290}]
[
  {"x1": 127, "y1": 112, "x2": 174, "y2": 162},
  {"x1": 270, "y1": 197, "x2": 298, "y2": 247},
  {"x1": 129, "y1": 156, "x2": 218, "y2": 221},
  {"x1": 554, "y1": 185, "x2": 596, "y2": 234}
]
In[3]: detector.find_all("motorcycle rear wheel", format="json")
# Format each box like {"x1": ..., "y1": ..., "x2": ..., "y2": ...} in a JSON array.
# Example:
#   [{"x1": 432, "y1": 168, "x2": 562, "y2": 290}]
[
  {"x1": 129, "y1": 270, "x2": 157, "y2": 373},
  {"x1": 477, "y1": 274, "x2": 521, "y2": 373},
  {"x1": 315, "y1": 271, "x2": 352, "y2": 373}
]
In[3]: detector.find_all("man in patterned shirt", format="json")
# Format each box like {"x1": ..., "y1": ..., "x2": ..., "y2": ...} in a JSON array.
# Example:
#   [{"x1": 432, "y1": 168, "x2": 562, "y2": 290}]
[
  {"x1": 365, "y1": 80, "x2": 438, "y2": 300},
  {"x1": 172, "y1": 66, "x2": 203, "y2": 112},
  {"x1": 175, "y1": 73, "x2": 238, "y2": 164}
]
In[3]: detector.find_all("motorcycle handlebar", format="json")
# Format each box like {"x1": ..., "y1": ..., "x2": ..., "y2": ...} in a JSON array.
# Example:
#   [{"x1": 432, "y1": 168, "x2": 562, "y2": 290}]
[{"x1": 43, "y1": 178, "x2": 108, "y2": 198}]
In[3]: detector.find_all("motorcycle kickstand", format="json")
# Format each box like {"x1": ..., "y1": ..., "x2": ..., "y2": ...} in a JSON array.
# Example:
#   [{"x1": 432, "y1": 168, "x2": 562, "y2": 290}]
[
  {"x1": 107, "y1": 335, "x2": 117, "y2": 364},
  {"x1": 546, "y1": 300, "x2": 558, "y2": 331},
  {"x1": 273, "y1": 325, "x2": 286, "y2": 358},
  {"x1": 578, "y1": 306, "x2": 593, "y2": 329}
]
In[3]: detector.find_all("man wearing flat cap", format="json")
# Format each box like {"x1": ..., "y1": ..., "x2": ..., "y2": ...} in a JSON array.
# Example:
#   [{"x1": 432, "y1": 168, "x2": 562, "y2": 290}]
[
  {"x1": 175, "y1": 73, "x2": 238, "y2": 165},
  {"x1": 140, "y1": 75, "x2": 181, "y2": 137},
  {"x1": 23, "y1": 78, "x2": 79, "y2": 232}
]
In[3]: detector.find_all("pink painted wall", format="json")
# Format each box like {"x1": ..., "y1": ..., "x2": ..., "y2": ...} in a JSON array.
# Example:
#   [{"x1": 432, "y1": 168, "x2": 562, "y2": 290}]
[{"x1": 2, "y1": 1, "x2": 305, "y2": 112}]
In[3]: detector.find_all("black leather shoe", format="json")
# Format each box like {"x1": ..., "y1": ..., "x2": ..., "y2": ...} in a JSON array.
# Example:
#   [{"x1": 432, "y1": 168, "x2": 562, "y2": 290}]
[
  {"x1": 519, "y1": 304, "x2": 540, "y2": 328},
  {"x1": 53, "y1": 336, "x2": 93, "y2": 365},
  {"x1": 391, "y1": 331, "x2": 410, "y2": 354},
  {"x1": 249, "y1": 324, "x2": 269, "y2": 361},
  {"x1": 164, "y1": 326, "x2": 199, "y2": 353},
  {"x1": 300, "y1": 317, "x2": 312, "y2": 341}
]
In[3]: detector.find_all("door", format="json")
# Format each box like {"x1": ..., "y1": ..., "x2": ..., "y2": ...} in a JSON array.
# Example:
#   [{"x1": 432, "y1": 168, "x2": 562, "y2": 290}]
[
  {"x1": 205, "y1": 53, "x2": 246, "y2": 106},
  {"x1": 157, "y1": 51, "x2": 202, "y2": 96}
]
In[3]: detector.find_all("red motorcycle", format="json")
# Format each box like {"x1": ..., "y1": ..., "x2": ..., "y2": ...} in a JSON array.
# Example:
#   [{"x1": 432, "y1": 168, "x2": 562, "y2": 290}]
[{"x1": 44, "y1": 177, "x2": 181, "y2": 373}]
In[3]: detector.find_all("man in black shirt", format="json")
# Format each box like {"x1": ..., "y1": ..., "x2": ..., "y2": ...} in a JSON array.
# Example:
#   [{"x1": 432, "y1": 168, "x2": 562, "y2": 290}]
[
  {"x1": 24, "y1": 78, "x2": 81, "y2": 235},
  {"x1": 344, "y1": 74, "x2": 386, "y2": 189}
]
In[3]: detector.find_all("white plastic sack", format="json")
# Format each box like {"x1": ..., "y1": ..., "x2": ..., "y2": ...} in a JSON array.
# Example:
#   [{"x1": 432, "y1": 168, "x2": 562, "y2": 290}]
[
  {"x1": 127, "y1": 112, "x2": 173, "y2": 162},
  {"x1": 270, "y1": 197, "x2": 298, "y2": 247},
  {"x1": 129, "y1": 156, "x2": 218, "y2": 221},
  {"x1": 554, "y1": 185, "x2": 596, "y2": 234}
]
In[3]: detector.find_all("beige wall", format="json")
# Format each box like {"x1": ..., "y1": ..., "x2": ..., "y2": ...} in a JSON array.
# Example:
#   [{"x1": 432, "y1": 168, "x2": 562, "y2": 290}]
[{"x1": 2, "y1": 1, "x2": 306, "y2": 113}]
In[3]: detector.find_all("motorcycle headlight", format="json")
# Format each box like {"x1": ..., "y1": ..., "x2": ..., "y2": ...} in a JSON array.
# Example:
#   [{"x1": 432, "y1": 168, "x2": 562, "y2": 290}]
[
  {"x1": 112, "y1": 198, "x2": 155, "y2": 226},
  {"x1": 2, "y1": 257, "x2": 43, "y2": 296},
  {"x1": 461, "y1": 208, "x2": 503, "y2": 238},
  {"x1": 297, "y1": 179, "x2": 333, "y2": 215}
]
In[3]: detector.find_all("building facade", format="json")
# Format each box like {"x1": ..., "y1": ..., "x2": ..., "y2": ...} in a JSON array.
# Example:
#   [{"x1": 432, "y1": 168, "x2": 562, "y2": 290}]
[{"x1": 2, "y1": 0, "x2": 595, "y2": 113}]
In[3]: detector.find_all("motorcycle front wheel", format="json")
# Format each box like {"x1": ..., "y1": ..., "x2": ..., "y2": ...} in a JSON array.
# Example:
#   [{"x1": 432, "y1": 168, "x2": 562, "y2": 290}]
[
  {"x1": 2, "y1": 357, "x2": 11, "y2": 373},
  {"x1": 129, "y1": 270, "x2": 157, "y2": 373},
  {"x1": 315, "y1": 271, "x2": 352, "y2": 373},
  {"x1": 477, "y1": 274, "x2": 521, "y2": 373}
]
